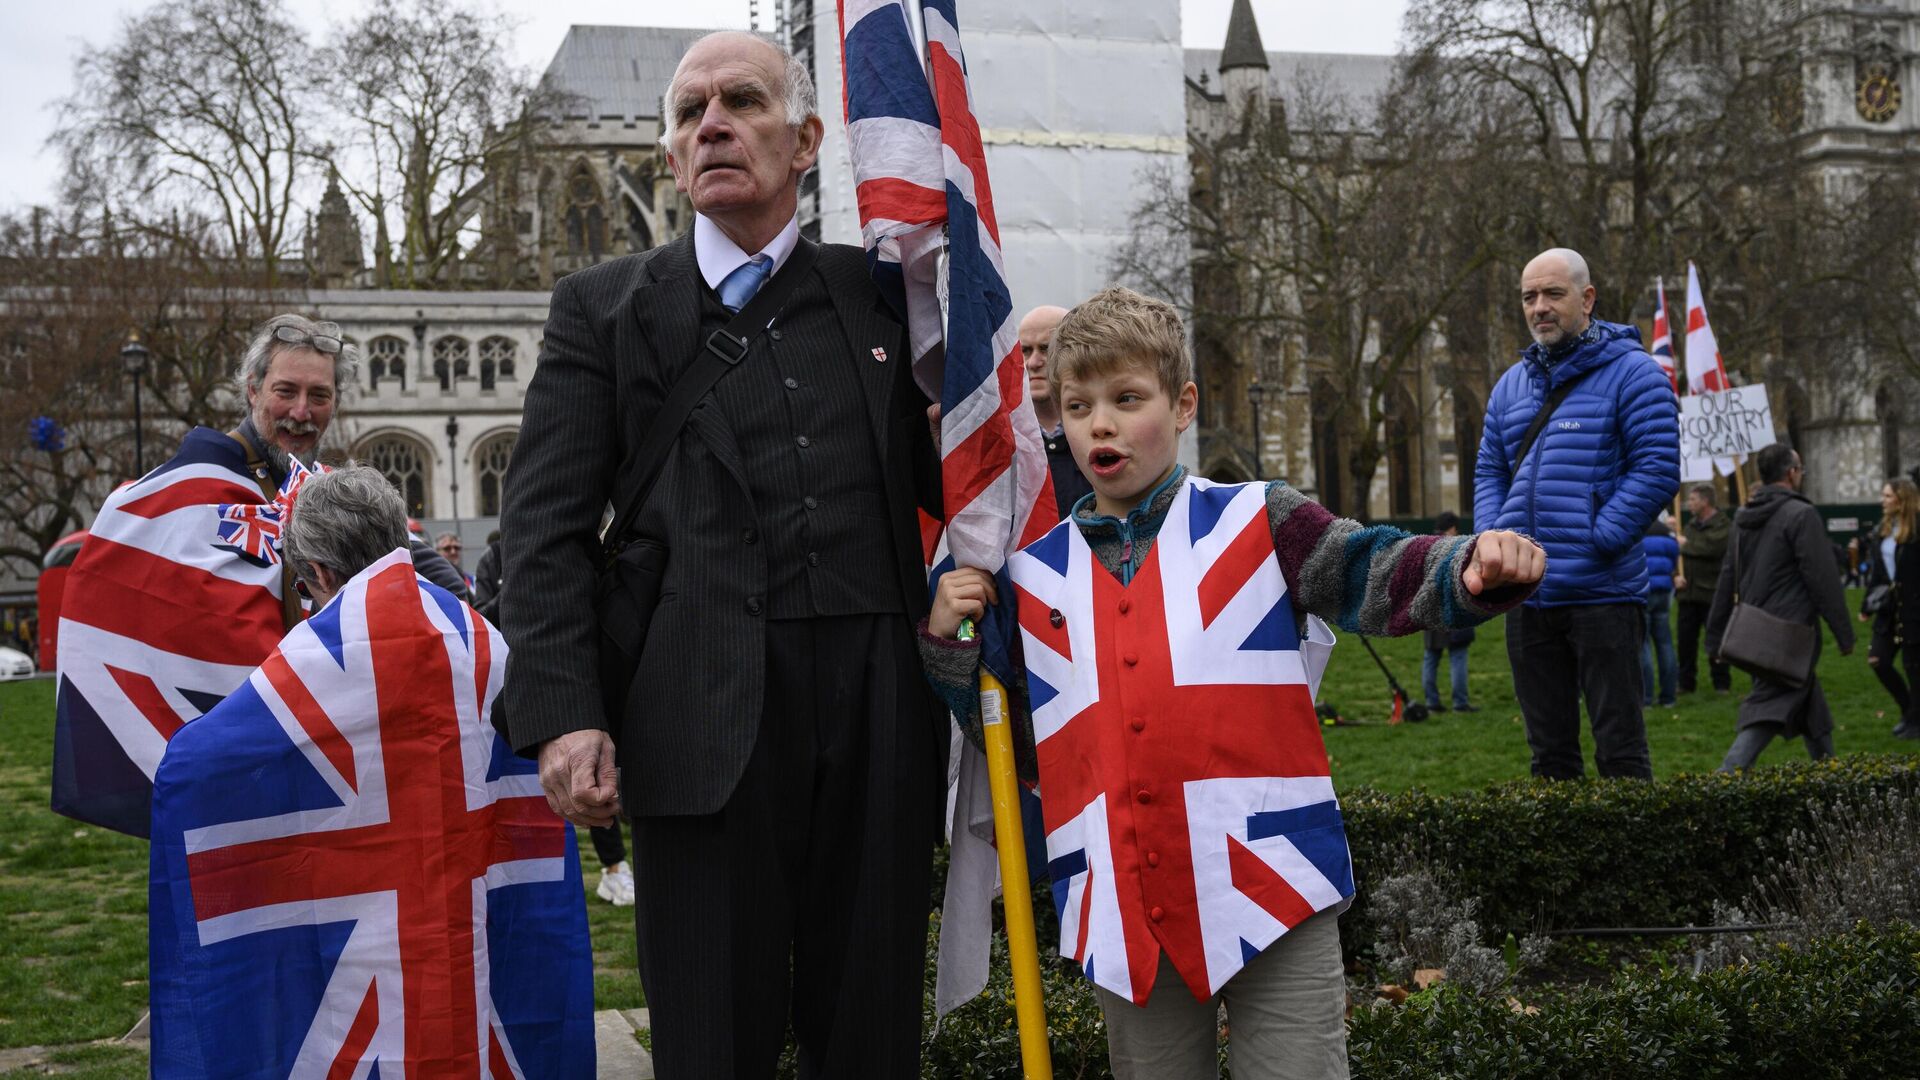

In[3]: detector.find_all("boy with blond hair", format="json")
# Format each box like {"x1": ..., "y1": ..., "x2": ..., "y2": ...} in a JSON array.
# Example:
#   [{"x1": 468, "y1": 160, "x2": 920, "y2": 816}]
[{"x1": 922, "y1": 286, "x2": 1543, "y2": 1078}]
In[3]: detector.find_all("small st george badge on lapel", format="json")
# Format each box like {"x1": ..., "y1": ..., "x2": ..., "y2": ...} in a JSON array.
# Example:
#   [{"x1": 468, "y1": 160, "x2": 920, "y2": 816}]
[{"x1": 871, "y1": 346, "x2": 888, "y2": 363}]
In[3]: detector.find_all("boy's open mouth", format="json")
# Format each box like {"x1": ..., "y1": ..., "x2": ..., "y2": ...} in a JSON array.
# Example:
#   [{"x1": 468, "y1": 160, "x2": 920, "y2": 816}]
[{"x1": 1088, "y1": 448, "x2": 1127, "y2": 476}]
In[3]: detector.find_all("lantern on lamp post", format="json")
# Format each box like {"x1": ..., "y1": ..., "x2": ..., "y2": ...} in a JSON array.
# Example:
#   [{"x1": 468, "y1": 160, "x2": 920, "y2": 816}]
[{"x1": 121, "y1": 332, "x2": 151, "y2": 477}]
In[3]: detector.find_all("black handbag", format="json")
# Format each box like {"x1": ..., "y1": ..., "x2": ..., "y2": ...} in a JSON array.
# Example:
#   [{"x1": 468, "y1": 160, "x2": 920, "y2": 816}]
[
  {"x1": 1717, "y1": 519, "x2": 1817, "y2": 688},
  {"x1": 594, "y1": 240, "x2": 819, "y2": 722}
]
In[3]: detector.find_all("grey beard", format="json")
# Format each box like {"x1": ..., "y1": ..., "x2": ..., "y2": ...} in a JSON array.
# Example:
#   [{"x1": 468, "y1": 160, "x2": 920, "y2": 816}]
[{"x1": 261, "y1": 439, "x2": 317, "y2": 477}]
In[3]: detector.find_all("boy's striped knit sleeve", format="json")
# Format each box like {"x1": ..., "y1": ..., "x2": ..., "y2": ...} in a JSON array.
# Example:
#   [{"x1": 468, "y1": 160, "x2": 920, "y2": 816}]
[{"x1": 1264, "y1": 482, "x2": 1534, "y2": 635}]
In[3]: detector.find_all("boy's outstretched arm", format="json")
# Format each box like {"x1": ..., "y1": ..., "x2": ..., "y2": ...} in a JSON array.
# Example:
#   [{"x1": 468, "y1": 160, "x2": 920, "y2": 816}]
[{"x1": 1266, "y1": 482, "x2": 1544, "y2": 635}]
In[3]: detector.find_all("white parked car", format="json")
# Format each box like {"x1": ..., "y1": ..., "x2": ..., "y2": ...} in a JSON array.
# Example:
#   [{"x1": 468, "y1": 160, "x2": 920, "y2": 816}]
[{"x1": 0, "y1": 647, "x2": 34, "y2": 680}]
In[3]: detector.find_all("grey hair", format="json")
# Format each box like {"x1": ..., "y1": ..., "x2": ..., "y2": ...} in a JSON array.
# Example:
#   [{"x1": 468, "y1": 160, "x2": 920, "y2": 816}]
[
  {"x1": 1539, "y1": 247, "x2": 1593, "y2": 290},
  {"x1": 236, "y1": 313, "x2": 360, "y2": 399},
  {"x1": 283, "y1": 463, "x2": 409, "y2": 590},
  {"x1": 658, "y1": 31, "x2": 818, "y2": 150}
]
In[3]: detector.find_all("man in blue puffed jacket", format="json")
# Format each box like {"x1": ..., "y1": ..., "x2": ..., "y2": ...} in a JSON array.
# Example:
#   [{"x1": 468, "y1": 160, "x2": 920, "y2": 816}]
[{"x1": 1475, "y1": 248, "x2": 1681, "y2": 780}]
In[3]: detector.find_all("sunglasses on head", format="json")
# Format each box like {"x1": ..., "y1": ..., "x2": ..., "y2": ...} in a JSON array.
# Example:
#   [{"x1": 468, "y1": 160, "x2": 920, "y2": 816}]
[{"x1": 273, "y1": 324, "x2": 344, "y2": 356}]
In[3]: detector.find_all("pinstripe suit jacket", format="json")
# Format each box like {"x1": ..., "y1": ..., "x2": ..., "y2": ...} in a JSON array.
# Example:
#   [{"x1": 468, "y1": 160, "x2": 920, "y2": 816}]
[{"x1": 499, "y1": 231, "x2": 942, "y2": 816}]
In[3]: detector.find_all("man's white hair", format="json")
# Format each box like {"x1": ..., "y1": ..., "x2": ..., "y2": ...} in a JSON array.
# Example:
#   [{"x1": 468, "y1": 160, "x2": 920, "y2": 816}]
[{"x1": 658, "y1": 31, "x2": 818, "y2": 149}]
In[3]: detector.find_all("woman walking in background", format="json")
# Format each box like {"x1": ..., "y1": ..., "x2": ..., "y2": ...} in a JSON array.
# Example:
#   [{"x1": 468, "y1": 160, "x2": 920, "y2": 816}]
[{"x1": 1864, "y1": 477, "x2": 1920, "y2": 740}]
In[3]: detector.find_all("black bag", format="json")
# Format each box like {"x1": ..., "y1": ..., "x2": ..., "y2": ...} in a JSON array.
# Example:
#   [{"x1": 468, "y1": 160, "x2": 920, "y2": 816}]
[
  {"x1": 1511, "y1": 371, "x2": 1587, "y2": 472},
  {"x1": 1717, "y1": 520, "x2": 1818, "y2": 688},
  {"x1": 1863, "y1": 583, "x2": 1891, "y2": 617},
  {"x1": 593, "y1": 241, "x2": 819, "y2": 722}
]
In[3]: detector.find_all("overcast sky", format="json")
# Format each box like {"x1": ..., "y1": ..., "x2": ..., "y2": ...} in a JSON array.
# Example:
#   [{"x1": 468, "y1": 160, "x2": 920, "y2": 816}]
[{"x1": 0, "y1": 0, "x2": 1407, "y2": 210}]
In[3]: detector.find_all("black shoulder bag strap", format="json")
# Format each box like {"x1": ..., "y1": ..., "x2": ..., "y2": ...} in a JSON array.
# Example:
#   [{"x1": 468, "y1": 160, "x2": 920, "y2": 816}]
[
  {"x1": 1512, "y1": 371, "x2": 1587, "y2": 472},
  {"x1": 601, "y1": 239, "x2": 818, "y2": 554}
]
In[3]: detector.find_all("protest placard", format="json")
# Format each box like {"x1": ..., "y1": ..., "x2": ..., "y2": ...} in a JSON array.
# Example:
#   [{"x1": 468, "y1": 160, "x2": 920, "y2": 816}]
[{"x1": 1680, "y1": 384, "x2": 1774, "y2": 481}]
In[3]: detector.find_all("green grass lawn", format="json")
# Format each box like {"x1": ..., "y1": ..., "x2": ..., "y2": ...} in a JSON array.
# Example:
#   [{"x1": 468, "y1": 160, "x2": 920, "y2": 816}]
[{"x1": 1, "y1": 588, "x2": 1913, "y2": 1055}]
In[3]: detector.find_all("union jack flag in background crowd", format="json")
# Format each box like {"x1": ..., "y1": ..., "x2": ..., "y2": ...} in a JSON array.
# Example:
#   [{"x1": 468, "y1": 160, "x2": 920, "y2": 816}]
[
  {"x1": 1650, "y1": 278, "x2": 1679, "y2": 396},
  {"x1": 149, "y1": 548, "x2": 593, "y2": 1078},
  {"x1": 53, "y1": 429, "x2": 297, "y2": 837},
  {"x1": 839, "y1": 0, "x2": 1056, "y2": 683}
]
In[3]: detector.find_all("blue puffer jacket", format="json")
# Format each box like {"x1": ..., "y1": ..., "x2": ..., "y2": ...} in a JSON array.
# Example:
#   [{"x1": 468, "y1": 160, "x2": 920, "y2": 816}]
[
  {"x1": 1642, "y1": 521, "x2": 1678, "y2": 593},
  {"x1": 1474, "y1": 318, "x2": 1681, "y2": 607}
]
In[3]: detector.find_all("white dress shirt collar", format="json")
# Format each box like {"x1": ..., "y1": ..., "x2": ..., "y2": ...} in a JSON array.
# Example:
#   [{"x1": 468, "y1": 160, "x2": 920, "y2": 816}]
[{"x1": 693, "y1": 213, "x2": 800, "y2": 292}]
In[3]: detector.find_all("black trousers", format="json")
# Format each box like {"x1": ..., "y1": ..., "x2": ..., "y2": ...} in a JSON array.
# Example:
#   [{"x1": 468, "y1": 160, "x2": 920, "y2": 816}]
[
  {"x1": 1507, "y1": 603, "x2": 1653, "y2": 780},
  {"x1": 588, "y1": 822, "x2": 626, "y2": 868},
  {"x1": 1674, "y1": 598, "x2": 1731, "y2": 693},
  {"x1": 629, "y1": 614, "x2": 941, "y2": 1079},
  {"x1": 1868, "y1": 625, "x2": 1920, "y2": 726}
]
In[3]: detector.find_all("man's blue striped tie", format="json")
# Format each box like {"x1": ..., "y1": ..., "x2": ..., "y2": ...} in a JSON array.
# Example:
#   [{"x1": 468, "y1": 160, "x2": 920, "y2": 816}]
[{"x1": 717, "y1": 255, "x2": 773, "y2": 312}]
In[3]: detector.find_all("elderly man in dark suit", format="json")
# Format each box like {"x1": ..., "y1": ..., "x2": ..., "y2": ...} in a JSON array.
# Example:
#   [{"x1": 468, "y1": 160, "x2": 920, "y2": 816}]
[{"x1": 499, "y1": 30, "x2": 944, "y2": 1080}]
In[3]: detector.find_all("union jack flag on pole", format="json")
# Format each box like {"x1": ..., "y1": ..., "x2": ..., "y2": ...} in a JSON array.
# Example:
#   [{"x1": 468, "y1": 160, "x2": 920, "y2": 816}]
[
  {"x1": 1650, "y1": 277, "x2": 1678, "y2": 396},
  {"x1": 149, "y1": 548, "x2": 594, "y2": 1078},
  {"x1": 54, "y1": 429, "x2": 295, "y2": 837},
  {"x1": 841, "y1": 0, "x2": 1057, "y2": 1065}
]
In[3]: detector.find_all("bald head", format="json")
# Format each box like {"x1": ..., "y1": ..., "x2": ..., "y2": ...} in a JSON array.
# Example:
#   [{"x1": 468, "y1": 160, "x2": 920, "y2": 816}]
[
  {"x1": 1021, "y1": 305, "x2": 1071, "y2": 416},
  {"x1": 1520, "y1": 247, "x2": 1597, "y2": 349}
]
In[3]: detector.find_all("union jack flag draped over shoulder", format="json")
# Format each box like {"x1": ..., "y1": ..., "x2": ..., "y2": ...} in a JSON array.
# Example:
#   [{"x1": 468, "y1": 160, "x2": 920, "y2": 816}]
[
  {"x1": 838, "y1": 0, "x2": 1056, "y2": 680},
  {"x1": 149, "y1": 548, "x2": 594, "y2": 1078},
  {"x1": 54, "y1": 429, "x2": 307, "y2": 837}
]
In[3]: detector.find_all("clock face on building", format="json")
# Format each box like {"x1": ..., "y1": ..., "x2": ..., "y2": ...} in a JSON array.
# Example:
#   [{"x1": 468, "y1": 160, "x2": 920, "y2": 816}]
[{"x1": 1857, "y1": 69, "x2": 1901, "y2": 123}]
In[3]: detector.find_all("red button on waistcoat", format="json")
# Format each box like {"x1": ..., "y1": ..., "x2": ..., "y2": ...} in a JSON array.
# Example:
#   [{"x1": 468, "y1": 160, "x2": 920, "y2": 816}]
[
  {"x1": 1118, "y1": 596, "x2": 1131, "y2": 614},
  {"x1": 1123, "y1": 651, "x2": 1139, "y2": 666},
  {"x1": 1130, "y1": 716, "x2": 1146, "y2": 732},
  {"x1": 1135, "y1": 789, "x2": 1151, "y2": 805},
  {"x1": 1147, "y1": 851, "x2": 1160, "y2": 868},
  {"x1": 1150, "y1": 906, "x2": 1164, "y2": 922}
]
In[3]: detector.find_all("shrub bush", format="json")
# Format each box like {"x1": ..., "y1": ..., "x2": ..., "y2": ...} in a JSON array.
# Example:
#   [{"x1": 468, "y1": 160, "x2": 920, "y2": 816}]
[
  {"x1": 1347, "y1": 923, "x2": 1920, "y2": 1079},
  {"x1": 1337, "y1": 755, "x2": 1920, "y2": 953}
]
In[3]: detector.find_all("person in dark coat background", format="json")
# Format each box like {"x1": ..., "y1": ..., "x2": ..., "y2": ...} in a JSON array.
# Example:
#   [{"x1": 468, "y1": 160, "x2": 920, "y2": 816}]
[
  {"x1": 1673, "y1": 482, "x2": 1732, "y2": 695},
  {"x1": 1640, "y1": 516, "x2": 1680, "y2": 707},
  {"x1": 1422, "y1": 511, "x2": 1478, "y2": 712},
  {"x1": 1707, "y1": 444, "x2": 1854, "y2": 770},
  {"x1": 1861, "y1": 477, "x2": 1920, "y2": 739}
]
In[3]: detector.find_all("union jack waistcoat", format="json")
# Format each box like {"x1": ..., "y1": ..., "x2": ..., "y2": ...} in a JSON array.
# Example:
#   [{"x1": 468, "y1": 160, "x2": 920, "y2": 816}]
[{"x1": 1008, "y1": 475, "x2": 1354, "y2": 1005}]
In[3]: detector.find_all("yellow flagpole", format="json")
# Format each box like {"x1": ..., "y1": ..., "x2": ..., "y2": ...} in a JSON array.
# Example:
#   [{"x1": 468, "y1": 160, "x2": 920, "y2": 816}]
[{"x1": 961, "y1": 621, "x2": 1054, "y2": 1079}]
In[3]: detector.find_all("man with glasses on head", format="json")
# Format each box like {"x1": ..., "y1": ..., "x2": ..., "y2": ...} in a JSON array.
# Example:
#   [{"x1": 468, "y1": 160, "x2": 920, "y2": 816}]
[{"x1": 51, "y1": 314, "x2": 466, "y2": 838}]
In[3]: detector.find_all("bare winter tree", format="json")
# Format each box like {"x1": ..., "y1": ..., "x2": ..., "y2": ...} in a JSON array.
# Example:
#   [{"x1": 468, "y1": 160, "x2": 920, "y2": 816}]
[
  {"x1": 0, "y1": 208, "x2": 275, "y2": 575},
  {"x1": 1115, "y1": 66, "x2": 1522, "y2": 516},
  {"x1": 51, "y1": 0, "x2": 313, "y2": 286},
  {"x1": 320, "y1": 0, "x2": 575, "y2": 288}
]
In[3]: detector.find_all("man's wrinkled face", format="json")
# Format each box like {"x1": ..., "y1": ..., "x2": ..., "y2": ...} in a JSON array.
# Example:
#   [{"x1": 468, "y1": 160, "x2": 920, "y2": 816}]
[
  {"x1": 1019, "y1": 310, "x2": 1065, "y2": 406},
  {"x1": 1520, "y1": 256, "x2": 1595, "y2": 349},
  {"x1": 248, "y1": 347, "x2": 336, "y2": 464},
  {"x1": 664, "y1": 34, "x2": 821, "y2": 224}
]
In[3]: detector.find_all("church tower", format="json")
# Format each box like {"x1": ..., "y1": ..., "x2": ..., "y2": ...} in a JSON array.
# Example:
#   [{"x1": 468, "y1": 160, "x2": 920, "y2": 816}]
[
  {"x1": 307, "y1": 168, "x2": 365, "y2": 289},
  {"x1": 1218, "y1": 0, "x2": 1271, "y2": 125}
]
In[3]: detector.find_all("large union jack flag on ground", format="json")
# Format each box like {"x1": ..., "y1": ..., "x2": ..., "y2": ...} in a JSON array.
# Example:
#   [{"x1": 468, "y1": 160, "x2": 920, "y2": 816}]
[
  {"x1": 149, "y1": 548, "x2": 593, "y2": 1078},
  {"x1": 1009, "y1": 477, "x2": 1354, "y2": 1004},
  {"x1": 54, "y1": 428, "x2": 293, "y2": 837},
  {"x1": 839, "y1": 0, "x2": 1055, "y2": 680}
]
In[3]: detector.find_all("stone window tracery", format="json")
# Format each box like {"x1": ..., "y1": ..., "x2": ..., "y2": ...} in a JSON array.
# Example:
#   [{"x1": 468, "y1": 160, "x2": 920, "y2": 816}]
[
  {"x1": 433, "y1": 336, "x2": 470, "y2": 392},
  {"x1": 367, "y1": 335, "x2": 407, "y2": 390},
  {"x1": 478, "y1": 336, "x2": 517, "y2": 391},
  {"x1": 360, "y1": 433, "x2": 432, "y2": 519},
  {"x1": 475, "y1": 432, "x2": 517, "y2": 517}
]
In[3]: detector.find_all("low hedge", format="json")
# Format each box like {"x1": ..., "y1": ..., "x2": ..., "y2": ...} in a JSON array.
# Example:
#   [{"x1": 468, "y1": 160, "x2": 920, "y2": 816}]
[
  {"x1": 1336, "y1": 754, "x2": 1920, "y2": 952},
  {"x1": 1347, "y1": 922, "x2": 1920, "y2": 1078}
]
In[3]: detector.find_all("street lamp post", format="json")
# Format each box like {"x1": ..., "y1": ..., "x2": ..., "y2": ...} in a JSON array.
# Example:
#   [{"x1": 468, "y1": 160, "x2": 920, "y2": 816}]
[
  {"x1": 121, "y1": 332, "x2": 151, "y2": 477},
  {"x1": 1246, "y1": 372, "x2": 1266, "y2": 479},
  {"x1": 445, "y1": 415, "x2": 462, "y2": 533}
]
